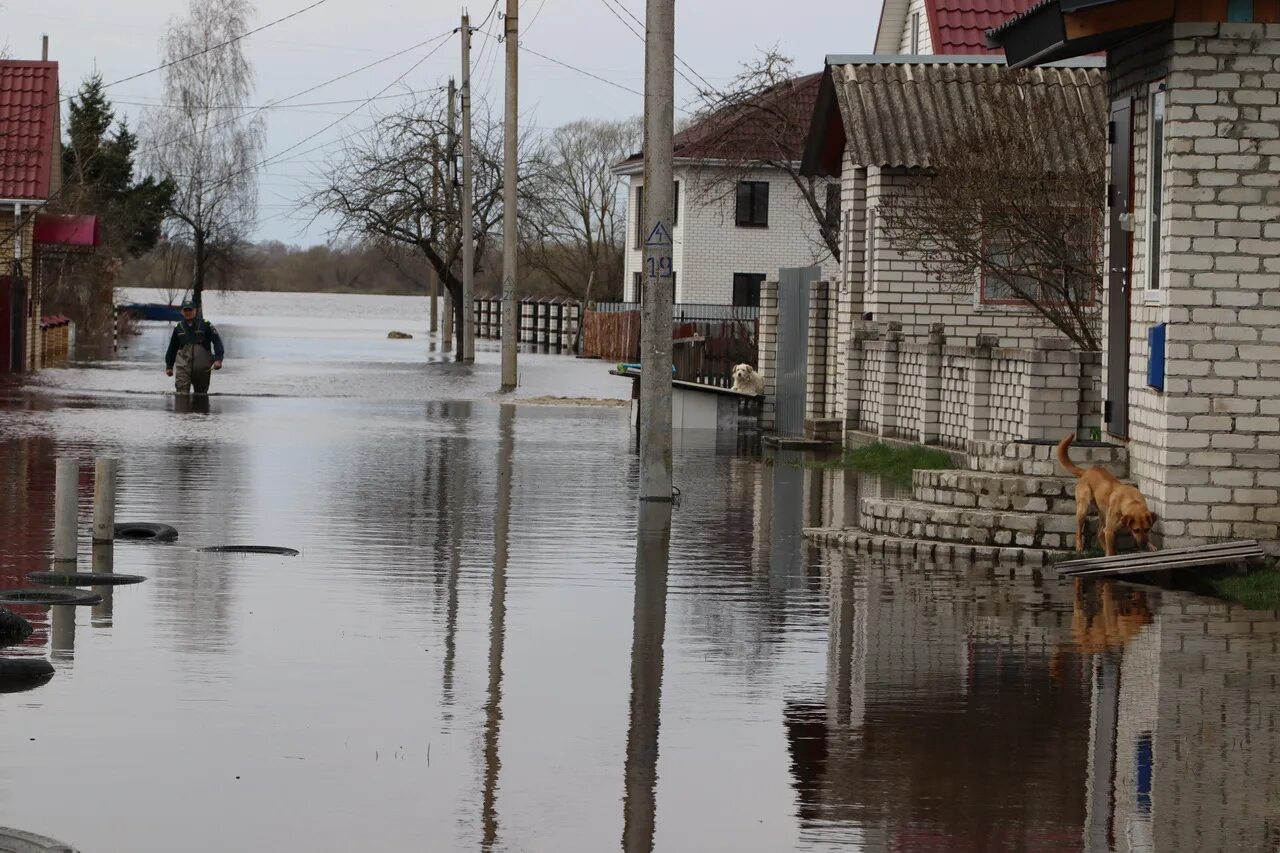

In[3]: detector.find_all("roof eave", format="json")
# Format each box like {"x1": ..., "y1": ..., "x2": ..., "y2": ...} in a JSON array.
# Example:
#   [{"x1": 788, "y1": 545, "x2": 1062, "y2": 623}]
[{"x1": 986, "y1": 0, "x2": 1167, "y2": 67}]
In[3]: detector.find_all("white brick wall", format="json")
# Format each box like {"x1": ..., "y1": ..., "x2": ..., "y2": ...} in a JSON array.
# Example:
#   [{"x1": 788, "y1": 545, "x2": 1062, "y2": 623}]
[
  {"x1": 1108, "y1": 22, "x2": 1280, "y2": 550},
  {"x1": 620, "y1": 163, "x2": 837, "y2": 304}
]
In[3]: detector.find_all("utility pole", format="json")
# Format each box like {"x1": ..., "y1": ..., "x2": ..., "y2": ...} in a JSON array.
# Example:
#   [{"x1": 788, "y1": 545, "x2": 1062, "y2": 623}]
[
  {"x1": 429, "y1": 157, "x2": 440, "y2": 335},
  {"x1": 444, "y1": 77, "x2": 457, "y2": 353},
  {"x1": 499, "y1": 0, "x2": 519, "y2": 391},
  {"x1": 460, "y1": 12, "x2": 476, "y2": 363},
  {"x1": 638, "y1": 0, "x2": 674, "y2": 502}
]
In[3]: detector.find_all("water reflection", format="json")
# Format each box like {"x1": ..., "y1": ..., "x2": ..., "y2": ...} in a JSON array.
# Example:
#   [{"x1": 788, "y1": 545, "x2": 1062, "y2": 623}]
[
  {"x1": 623, "y1": 501, "x2": 672, "y2": 853},
  {"x1": 91, "y1": 541, "x2": 115, "y2": 627},
  {"x1": 481, "y1": 403, "x2": 514, "y2": 851}
]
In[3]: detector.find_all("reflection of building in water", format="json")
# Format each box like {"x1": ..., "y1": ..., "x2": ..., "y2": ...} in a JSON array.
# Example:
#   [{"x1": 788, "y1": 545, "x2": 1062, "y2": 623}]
[
  {"x1": 1087, "y1": 594, "x2": 1280, "y2": 853},
  {"x1": 787, "y1": 550, "x2": 1092, "y2": 850},
  {"x1": 0, "y1": 428, "x2": 58, "y2": 644}
]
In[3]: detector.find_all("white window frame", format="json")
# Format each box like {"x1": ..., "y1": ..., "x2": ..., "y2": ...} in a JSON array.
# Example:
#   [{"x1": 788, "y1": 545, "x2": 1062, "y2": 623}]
[{"x1": 1145, "y1": 84, "x2": 1166, "y2": 301}]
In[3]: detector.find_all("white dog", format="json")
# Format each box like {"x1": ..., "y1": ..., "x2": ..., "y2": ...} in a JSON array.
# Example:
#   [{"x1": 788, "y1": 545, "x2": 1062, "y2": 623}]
[{"x1": 731, "y1": 363, "x2": 765, "y2": 396}]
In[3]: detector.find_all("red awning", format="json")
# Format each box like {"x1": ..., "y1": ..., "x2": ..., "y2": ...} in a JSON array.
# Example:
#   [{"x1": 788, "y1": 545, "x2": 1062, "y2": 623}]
[{"x1": 33, "y1": 214, "x2": 100, "y2": 248}]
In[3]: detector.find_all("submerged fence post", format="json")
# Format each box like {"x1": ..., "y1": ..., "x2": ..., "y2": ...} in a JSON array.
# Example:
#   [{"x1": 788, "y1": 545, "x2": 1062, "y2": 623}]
[
  {"x1": 92, "y1": 458, "x2": 118, "y2": 543},
  {"x1": 53, "y1": 458, "x2": 78, "y2": 564}
]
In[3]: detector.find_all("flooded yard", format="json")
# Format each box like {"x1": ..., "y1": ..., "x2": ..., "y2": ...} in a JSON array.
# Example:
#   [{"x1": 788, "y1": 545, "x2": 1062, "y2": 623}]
[{"x1": 0, "y1": 291, "x2": 1276, "y2": 852}]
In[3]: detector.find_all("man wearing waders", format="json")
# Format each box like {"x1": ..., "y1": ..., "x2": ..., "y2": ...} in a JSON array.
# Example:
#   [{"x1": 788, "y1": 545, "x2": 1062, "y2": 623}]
[{"x1": 164, "y1": 300, "x2": 225, "y2": 394}]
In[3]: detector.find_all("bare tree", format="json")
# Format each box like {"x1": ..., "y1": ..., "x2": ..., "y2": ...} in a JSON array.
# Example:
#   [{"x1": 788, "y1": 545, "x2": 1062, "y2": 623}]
[
  {"x1": 876, "y1": 80, "x2": 1105, "y2": 352},
  {"x1": 519, "y1": 118, "x2": 639, "y2": 303},
  {"x1": 140, "y1": 0, "x2": 265, "y2": 310},
  {"x1": 692, "y1": 51, "x2": 838, "y2": 262},
  {"x1": 307, "y1": 89, "x2": 531, "y2": 357}
]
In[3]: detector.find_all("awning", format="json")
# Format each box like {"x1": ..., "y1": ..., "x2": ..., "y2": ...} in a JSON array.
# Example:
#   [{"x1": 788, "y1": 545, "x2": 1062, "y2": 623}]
[
  {"x1": 986, "y1": 0, "x2": 1173, "y2": 67},
  {"x1": 33, "y1": 213, "x2": 100, "y2": 248}
]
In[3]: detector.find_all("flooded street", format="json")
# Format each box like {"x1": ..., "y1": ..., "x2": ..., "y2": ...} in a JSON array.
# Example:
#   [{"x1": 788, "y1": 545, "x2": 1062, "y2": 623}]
[{"x1": 1, "y1": 291, "x2": 1277, "y2": 852}]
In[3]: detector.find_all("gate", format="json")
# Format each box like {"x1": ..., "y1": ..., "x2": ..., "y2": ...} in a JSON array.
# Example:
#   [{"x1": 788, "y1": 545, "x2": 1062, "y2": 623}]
[{"x1": 774, "y1": 266, "x2": 822, "y2": 438}]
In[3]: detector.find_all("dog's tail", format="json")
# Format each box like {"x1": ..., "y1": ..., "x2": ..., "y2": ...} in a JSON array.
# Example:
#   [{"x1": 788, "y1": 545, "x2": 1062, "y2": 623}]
[{"x1": 1056, "y1": 433, "x2": 1087, "y2": 478}]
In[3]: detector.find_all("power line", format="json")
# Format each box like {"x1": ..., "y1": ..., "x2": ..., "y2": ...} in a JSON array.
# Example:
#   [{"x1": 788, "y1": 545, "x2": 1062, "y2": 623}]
[
  {"x1": 517, "y1": 44, "x2": 642, "y2": 97},
  {"x1": 593, "y1": 0, "x2": 718, "y2": 96}
]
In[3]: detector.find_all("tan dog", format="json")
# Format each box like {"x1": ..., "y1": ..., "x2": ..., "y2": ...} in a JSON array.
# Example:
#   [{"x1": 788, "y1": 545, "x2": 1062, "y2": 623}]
[
  {"x1": 731, "y1": 363, "x2": 765, "y2": 396},
  {"x1": 1057, "y1": 433, "x2": 1157, "y2": 555}
]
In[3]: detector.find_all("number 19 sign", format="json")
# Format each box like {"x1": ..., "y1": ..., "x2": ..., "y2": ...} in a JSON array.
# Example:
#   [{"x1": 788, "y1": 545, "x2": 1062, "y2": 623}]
[{"x1": 645, "y1": 222, "x2": 674, "y2": 279}]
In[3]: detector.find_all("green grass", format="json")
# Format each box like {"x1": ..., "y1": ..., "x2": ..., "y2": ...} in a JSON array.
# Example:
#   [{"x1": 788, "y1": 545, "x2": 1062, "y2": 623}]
[
  {"x1": 1212, "y1": 567, "x2": 1280, "y2": 611},
  {"x1": 803, "y1": 442, "x2": 954, "y2": 485}
]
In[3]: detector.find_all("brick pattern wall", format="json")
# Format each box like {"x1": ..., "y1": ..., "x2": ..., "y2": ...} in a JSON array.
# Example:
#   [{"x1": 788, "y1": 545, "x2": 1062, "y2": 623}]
[
  {"x1": 621, "y1": 164, "x2": 837, "y2": 304},
  {"x1": 896, "y1": 346, "x2": 928, "y2": 441},
  {"x1": 1109, "y1": 23, "x2": 1280, "y2": 550},
  {"x1": 758, "y1": 277, "x2": 779, "y2": 430},
  {"x1": 807, "y1": 280, "x2": 833, "y2": 421},
  {"x1": 940, "y1": 357, "x2": 973, "y2": 449},
  {"x1": 863, "y1": 166, "x2": 1056, "y2": 349},
  {"x1": 989, "y1": 354, "x2": 1030, "y2": 443},
  {"x1": 859, "y1": 342, "x2": 888, "y2": 433}
]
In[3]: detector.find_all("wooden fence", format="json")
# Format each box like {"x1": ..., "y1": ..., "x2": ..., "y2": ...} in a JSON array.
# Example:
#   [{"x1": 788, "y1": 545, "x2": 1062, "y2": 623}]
[
  {"x1": 582, "y1": 307, "x2": 758, "y2": 386},
  {"x1": 582, "y1": 309, "x2": 642, "y2": 362}
]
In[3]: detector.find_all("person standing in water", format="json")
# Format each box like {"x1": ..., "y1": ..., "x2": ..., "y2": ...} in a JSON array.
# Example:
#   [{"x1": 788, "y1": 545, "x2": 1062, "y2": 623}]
[{"x1": 164, "y1": 299, "x2": 225, "y2": 394}]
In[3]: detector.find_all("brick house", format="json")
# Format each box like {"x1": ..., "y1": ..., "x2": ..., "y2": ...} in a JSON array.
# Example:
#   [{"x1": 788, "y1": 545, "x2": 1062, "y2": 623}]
[
  {"x1": 614, "y1": 74, "x2": 837, "y2": 306},
  {"x1": 990, "y1": 3, "x2": 1280, "y2": 550},
  {"x1": 0, "y1": 59, "x2": 61, "y2": 373}
]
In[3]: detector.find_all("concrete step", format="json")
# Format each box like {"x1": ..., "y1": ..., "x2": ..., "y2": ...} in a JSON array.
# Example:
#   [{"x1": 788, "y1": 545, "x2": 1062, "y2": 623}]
[
  {"x1": 805, "y1": 526, "x2": 1054, "y2": 567},
  {"x1": 966, "y1": 439, "x2": 1127, "y2": 478},
  {"x1": 912, "y1": 469, "x2": 1079, "y2": 514},
  {"x1": 859, "y1": 497, "x2": 1077, "y2": 551}
]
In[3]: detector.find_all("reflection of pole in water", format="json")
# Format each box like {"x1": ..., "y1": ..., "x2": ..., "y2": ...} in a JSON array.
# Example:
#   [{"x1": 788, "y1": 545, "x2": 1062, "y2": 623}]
[
  {"x1": 91, "y1": 541, "x2": 114, "y2": 627},
  {"x1": 1085, "y1": 654, "x2": 1120, "y2": 853},
  {"x1": 622, "y1": 502, "x2": 672, "y2": 853},
  {"x1": 49, "y1": 605, "x2": 74, "y2": 660},
  {"x1": 481, "y1": 404, "x2": 515, "y2": 851},
  {"x1": 441, "y1": 440, "x2": 466, "y2": 719}
]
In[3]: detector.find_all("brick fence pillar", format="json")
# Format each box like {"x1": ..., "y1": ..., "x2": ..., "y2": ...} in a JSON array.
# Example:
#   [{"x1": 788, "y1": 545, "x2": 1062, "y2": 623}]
[
  {"x1": 921, "y1": 323, "x2": 946, "y2": 445},
  {"x1": 806, "y1": 280, "x2": 831, "y2": 423},
  {"x1": 965, "y1": 334, "x2": 996, "y2": 446},
  {"x1": 877, "y1": 323, "x2": 903, "y2": 439},
  {"x1": 758, "y1": 278, "x2": 779, "y2": 431}
]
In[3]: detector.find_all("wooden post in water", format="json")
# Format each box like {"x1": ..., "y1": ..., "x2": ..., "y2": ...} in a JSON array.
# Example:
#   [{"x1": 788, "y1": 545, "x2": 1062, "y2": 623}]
[
  {"x1": 53, "y1": 458, "x2": 78, "y2": 564},
  {"x1": 92, "y1": 458, "x2": 117, "y2": 543}
]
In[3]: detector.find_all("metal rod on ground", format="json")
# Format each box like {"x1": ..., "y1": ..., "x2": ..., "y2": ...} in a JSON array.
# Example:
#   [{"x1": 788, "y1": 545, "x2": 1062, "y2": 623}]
[
  {"x1": 638, "y1": 0, "x2": 675, "y2": 503},
  {"x1": 92, "y1": 457, "x2": 117, "y2": 543},
  {"x1": 444, "y1": 77, "x2": 458, "y2": 352},
  {"x1": 460, "y1": 12, "x2": 476, "y2": 363},
  {"x1": 53, "y1": 458, "x2": 78, "y2": 564},
  {"x1": 499, "y1": 0, "x2": 520, "y2": 390}
]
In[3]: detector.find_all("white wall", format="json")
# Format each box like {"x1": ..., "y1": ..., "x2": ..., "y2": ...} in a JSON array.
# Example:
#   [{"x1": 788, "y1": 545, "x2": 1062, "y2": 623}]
[
  {"x1": 897, "y1": 0, "x2": 933, "y2": 54},
  {"x1": 621, "y1": 164, "x2": 836, "y2": 304}
]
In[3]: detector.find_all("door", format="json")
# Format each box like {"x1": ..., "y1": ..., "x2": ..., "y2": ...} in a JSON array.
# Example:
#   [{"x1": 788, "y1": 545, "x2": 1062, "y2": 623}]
[
  {"x1": 0, "y1": 276, "x2": 12, "y2": 373},
  {"x1": 1106, "y1": 98, "x2": 1134, "y2": 438}
]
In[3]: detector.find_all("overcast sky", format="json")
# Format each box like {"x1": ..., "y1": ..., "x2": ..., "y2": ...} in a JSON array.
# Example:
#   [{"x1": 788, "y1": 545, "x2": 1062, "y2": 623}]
[{"x1": 6, "y1": 0, "x2": 878, "y2": 246}]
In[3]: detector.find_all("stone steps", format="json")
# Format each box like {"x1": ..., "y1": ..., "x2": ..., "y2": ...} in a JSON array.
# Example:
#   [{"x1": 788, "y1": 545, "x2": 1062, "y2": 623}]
[
  {"x1": 805, "y1": 526, "x2": 1053, "y2": 567},
  {"x1": 859, "y1": 497, "x2": 1077, "y2": 551},
  {"x1": 966, "y1": 439, "x2": 1127, "y2": 478},
  {"x1": 912, "y1": 469, "x2": 1080, "y2": 514}
]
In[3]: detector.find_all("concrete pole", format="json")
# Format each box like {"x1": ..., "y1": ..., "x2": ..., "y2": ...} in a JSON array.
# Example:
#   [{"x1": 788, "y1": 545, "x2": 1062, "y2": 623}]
[
  {"x1": 53, "y1": 458, "x2": 78, "y2": 564},
  {"x1": 444, "y1": 78, "x2": 457, "y2": 352},
  {"x1": 499, "y1": 0, "x2": 520, "y2": 391},
  {"x1": 429, "y1": 158, "x2": 440, "y2": 335},
  {"x1": 460, "y1": 13, "x2": 477, "y2": 363},
  {"x1": 638, "y1": 0, "x2": 675, "y2": 502},
  {"x1": 91, "y1": 457, "x2": 117, "y2": 543}
]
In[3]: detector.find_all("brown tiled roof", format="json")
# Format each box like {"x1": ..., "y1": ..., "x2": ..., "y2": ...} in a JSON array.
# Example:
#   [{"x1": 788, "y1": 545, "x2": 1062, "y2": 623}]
[
  {"x1": 0, "y1": 61, "x2": 59, "y2": 199},
  {"x1": 618, "y1": 73, "x2": 822, "y2": 169}
]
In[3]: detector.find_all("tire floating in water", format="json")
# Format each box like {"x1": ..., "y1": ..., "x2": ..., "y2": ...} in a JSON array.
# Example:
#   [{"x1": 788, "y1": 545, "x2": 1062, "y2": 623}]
[
  {"x1": 0, "y1": 608, "x2": 33, "y2": 646},
  {"x1": 114, "y1": 522, "x2": 179, "y2": 542},
  {"x1": 197, "y1": 545, "x2": 300, "y2": 556},
  {"x1": 0, "y1": 589, "x2": 103, "y2": 607},
  {"x1": 0, "y1": 824, "x2": 78, "y2": 850},
  {"x1": 27, "y1": 572, "x2": 147, "y2": 587},
  {"x1": 0, "y1": 660, "x2": 56, "y2": 694}
]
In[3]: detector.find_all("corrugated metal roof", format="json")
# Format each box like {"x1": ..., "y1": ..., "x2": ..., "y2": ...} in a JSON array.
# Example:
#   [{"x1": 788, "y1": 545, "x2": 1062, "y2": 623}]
[
  {"x1": 830, "y1": 60, "x2": 1105, "y2": 169},
  {"x1": 0, "y1": 61, "x2": 59, "y2": 200},
  {"x1": 928, "y1": 0, "x2": 1043, "y2": 54}
]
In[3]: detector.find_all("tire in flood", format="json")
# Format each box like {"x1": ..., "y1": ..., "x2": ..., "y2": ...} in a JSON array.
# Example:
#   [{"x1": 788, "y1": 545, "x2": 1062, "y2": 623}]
[
  {"x1": 27, "y1": 572, "x2": 147, "y2": 587},
  {"x1": 114, "y1": 522, "x2": 179, "y2": 542},
  {"x1": 197, "y1": 545, "x2": 300, "y2": 556},
  {"x1": 0, "y1": 825, "x2": 78, "y2": 850},
  {"x1": 0, "y1": 659, "x2": 56, "y2": 694},
  {"x1": 0, "y1": 589, "x2": 103, "y2": 607},
  {"x1": 0, "y1": 608, "x2": 33, "y2": 646}
]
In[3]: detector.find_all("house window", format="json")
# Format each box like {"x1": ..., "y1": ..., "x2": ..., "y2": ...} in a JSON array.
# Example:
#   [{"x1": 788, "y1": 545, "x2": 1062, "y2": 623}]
[
  {"x1": 1146, "y1": 86, "x2": 1166, "y2": 293},
  {"x1": 735, "y1": 181, "x2": 770, "y2": 227},
  {"x1": 980, "y1": 243, "x2": 1040, "y2": 304},
  {"x1": 825, "y1": 182, "x2": 840, "y2": 233},
  {"x1": 980, "y1": 222, "x2": 1098, "y2": 306},
  {"x1": 910, "y1": 11, "x2": 921, "y2": 54},
  {"x1": 733, "y1": 273, "x2": 765, "y2": 307},
  {"x1": 635, "y1": 181, "x2": 680, "y2": 247}
]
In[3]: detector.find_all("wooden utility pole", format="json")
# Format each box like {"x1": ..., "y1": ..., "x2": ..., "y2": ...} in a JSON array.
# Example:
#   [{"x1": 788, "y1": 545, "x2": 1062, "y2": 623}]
[
  {"x1": 444, "y1": 77, "x2": 457, "y2": 352},
  {"x1": 460, "y1": 12, "x2": 476, "y2": 363},
  {"x1": 639, "y1": 0, "x2": 675, "y2": 502},
  {"x1": 499, "y1": 0, "x2": 519, "y2": 390}
]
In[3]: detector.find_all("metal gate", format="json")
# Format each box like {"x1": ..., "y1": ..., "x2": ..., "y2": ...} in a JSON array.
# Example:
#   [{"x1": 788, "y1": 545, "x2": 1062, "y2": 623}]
[{"x1": 774, "y1": 265, "x2": 821, "y2": 437}]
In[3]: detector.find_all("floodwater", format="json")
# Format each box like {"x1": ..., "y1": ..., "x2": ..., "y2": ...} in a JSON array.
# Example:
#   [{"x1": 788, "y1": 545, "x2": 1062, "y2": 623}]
[{"x1": 0, "y1": 289, "x2": 1277, "y2": 852}]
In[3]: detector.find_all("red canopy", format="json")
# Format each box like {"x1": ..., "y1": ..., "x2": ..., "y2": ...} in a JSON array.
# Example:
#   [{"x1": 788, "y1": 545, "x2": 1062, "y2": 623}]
[{"x1": 33, "y1": 213, "x2": 100, "y2": 248}]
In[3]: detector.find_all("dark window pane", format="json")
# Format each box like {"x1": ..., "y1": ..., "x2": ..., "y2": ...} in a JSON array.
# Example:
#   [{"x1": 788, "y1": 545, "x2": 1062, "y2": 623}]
[
  {"x1": 735, "y1": 182, "x2": 753, "y2": 225},
  {"x1": 753, "y1": 182, "x2": 769, "y2": 226},
  {"x1": 733, "y1": 273, "x2": 764, "y2": 307}
]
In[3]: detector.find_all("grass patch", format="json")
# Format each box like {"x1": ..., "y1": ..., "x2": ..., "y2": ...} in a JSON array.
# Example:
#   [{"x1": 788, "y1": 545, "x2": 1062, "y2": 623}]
[
  {"x1": 1211, "y1": 567, "x2": 1280, "y2": 611},
  {"x1": 803, "y1": 442, "x2": 954, "y2": 485}
]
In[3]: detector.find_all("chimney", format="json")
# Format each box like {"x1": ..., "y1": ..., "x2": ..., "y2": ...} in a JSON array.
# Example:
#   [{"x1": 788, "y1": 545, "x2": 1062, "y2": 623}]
[{"x1": 41, "y1": 35, "x2": 48, "y2": 61}]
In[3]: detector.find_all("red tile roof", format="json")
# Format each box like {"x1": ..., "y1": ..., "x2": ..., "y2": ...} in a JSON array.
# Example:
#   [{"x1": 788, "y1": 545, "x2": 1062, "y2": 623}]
[
  {"x1": 927, "y1": 0, "x2": 1042, "y2": 55},
  {"x1": 619, "y1": 73, "x2": 822, "y2": 168},
  {"x1": 0, "y1": 61, "x2": 59, "y2": 200}
]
